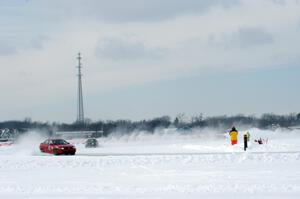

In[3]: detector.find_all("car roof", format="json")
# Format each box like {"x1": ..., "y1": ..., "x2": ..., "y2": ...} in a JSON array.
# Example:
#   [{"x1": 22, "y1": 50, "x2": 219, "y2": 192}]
[
  {"x1": 44, "y1": 138, "x2": 66, "y2": 141},
  {"x1": 49, "y1": 138, "x2": 65, "y2": 140}
]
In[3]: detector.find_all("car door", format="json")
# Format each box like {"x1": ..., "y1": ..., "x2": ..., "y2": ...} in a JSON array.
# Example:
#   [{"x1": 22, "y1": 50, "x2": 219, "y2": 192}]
[{"x1": 48, "y1": 140, "x2": 53, "y2": 153}]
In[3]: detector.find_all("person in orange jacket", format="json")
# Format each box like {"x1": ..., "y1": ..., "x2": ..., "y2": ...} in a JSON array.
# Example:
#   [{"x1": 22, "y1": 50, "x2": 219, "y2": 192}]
[{"x1": 229, "y1": 126, "x2": 238, "y2": 145}]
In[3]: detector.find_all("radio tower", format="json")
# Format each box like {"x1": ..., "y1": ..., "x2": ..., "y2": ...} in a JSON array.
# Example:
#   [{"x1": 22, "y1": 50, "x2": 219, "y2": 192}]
[{"x1": 76, "y1": 52, "x2": 84, "y2": 124}]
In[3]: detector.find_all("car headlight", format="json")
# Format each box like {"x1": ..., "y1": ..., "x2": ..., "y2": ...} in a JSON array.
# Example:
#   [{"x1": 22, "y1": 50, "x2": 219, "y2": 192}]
[{"x1": 60, "y1": 147, "x2": 64, "y2": 150}]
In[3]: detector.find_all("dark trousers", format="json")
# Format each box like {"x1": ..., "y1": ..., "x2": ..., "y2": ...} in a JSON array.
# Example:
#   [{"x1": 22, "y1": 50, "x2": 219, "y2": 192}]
[{"x1": 244, "y1": 135, "x2": 248, "y2": 151}]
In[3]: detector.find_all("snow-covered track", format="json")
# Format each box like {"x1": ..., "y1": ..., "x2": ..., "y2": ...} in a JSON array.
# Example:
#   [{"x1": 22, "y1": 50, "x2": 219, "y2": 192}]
[{"x1": 74, "y1": 151, "x2": 300, "y2": 157}]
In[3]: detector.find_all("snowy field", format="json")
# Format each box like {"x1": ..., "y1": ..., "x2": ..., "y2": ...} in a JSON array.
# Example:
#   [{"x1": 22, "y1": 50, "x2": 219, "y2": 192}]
[{"x1": 0, "y1": 128, "x2": 300, "y2": 198}]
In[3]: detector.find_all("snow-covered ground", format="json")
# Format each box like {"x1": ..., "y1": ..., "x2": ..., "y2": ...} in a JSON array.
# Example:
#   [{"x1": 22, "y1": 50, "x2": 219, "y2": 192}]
[{"x1": 0, "y1": 128, "x2": 300, "y2": 198}]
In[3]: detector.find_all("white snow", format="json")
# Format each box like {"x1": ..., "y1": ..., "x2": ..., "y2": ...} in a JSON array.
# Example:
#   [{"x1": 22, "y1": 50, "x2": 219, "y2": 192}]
[{"x1": 0, "y1": 128, "x2": 300, "y2": 198}]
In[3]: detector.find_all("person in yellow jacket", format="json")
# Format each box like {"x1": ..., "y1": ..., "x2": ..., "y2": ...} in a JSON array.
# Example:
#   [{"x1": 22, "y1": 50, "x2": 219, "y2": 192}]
[
  {"x1": 246, "y1": 131, "x2": 250, "y2": 142},
  {"x1": 229, "y1": 126, "x2": 238, "y2": 145}
]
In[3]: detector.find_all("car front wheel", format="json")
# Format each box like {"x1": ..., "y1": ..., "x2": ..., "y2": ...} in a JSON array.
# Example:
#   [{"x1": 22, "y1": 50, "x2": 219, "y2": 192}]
[{"x1": 53, "y1": 149, "x2": 60, "y2": 155}]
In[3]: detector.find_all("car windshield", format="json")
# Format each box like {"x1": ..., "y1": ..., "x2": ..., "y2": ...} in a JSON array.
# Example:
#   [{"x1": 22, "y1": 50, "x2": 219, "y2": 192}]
[{"x1": 52, "y1": 139, "x2": 69, "y2": 145}]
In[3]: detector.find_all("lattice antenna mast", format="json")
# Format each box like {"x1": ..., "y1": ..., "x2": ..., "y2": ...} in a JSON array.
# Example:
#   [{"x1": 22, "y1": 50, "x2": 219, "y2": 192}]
[{"x1": 76, "y1": 52, "x2": 84, "y2": 124}]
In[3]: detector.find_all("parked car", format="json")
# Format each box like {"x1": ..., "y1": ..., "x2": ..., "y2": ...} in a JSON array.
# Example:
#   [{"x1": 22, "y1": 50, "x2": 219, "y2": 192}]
[
  {"x1": 85, "y1": 138, "x2": 99, "y2": 148},
  {"x1": 39, "y1": 139, "x2": 76, "y2": 155}
]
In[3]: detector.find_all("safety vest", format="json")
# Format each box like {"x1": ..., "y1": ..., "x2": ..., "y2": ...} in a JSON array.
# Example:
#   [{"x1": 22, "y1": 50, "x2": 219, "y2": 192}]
[{"x1": 229, "y1": 130, "x2": 238, "y2": 141}]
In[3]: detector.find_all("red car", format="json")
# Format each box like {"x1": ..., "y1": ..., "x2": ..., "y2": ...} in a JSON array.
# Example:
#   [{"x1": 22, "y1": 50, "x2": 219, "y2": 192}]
[{"x1": 39, "y1": 139, "x2": 76, "y2": 155}]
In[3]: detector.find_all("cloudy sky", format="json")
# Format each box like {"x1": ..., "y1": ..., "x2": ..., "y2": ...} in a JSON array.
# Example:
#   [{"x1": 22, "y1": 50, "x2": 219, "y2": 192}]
[{"x1": 0, "y1": 0, "x2": 300, "y2": 122}]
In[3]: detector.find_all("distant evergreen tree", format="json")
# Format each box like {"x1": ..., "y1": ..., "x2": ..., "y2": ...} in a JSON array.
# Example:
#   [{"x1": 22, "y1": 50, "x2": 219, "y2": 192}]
[
  {"x1": 297, "y1": 113, "x2": 300, "y2": 122},
  {"x1": 173, "y1": 117, "x2": 179, "y2": 127}
]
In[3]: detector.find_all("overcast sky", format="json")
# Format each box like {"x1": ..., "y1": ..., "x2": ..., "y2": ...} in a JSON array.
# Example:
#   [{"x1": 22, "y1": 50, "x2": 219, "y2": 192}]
[{"x1": 0, "y1": 0, "x2": 300, "y2": 122}]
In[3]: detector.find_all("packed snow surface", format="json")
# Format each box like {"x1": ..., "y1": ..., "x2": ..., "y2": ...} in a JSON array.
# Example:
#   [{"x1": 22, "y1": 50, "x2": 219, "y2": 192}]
[{"x1": 0, "y1": 128, "x2": 300, "y2": 198}]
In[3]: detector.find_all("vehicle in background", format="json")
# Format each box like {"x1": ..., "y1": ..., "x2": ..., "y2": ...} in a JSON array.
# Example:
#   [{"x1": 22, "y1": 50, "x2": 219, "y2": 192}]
[
  {"x1": 85, "y1": 138, "x2": 99, "y2": 148},
  {"x1": 0, "y1": 128, "x2": 19, "y2": 143},
  {"x1": 0, "y1": 139, "x2": 13, "y2": 147},
  {"x1": 39, "y1": 139, "x2": 76, "y2": 155}
]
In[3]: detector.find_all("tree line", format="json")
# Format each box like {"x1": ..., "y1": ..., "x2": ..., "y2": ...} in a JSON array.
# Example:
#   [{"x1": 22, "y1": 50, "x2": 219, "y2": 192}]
[{"x1": 1, "y1": 113, "x2": 300, "y2": 136}]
